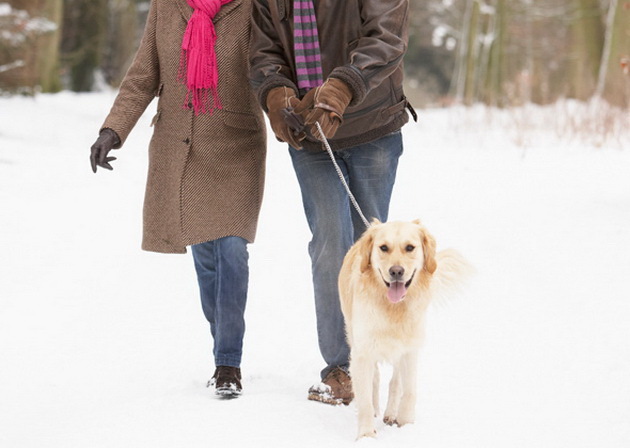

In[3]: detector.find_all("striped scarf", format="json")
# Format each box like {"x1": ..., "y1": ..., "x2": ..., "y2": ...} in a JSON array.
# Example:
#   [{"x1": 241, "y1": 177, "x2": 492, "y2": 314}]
[{"x1": 293, "y1": 0, "x2": 324, "y2": 90}]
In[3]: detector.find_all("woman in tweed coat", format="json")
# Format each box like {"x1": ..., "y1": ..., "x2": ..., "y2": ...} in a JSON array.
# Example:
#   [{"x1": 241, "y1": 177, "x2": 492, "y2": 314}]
[{"x1": 89, "y1": 0, "x2": 266, "y2": 397}]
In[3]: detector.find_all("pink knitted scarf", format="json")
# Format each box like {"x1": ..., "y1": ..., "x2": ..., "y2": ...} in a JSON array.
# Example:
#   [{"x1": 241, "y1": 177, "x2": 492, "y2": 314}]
[{"x1": 179, "y1": 0, "x2": 233, "y2": 115}]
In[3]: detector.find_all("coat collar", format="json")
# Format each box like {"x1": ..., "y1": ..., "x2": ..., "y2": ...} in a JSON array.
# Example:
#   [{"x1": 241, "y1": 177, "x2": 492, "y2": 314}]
[{"x1": 176, "y1": 0, "x2": 243, "y2": 23}]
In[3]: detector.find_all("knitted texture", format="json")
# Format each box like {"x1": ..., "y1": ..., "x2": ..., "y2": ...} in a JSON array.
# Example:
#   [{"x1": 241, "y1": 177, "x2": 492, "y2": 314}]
[
  {"x1": 293, "y1": 0, "x2": 323, "y2": 89},
  {"x1": 102, "y1": 0, "x2": 266, "y2": 254},
  {"x1": 179, "y1": 0, "x2": 233, "y2": 115}
]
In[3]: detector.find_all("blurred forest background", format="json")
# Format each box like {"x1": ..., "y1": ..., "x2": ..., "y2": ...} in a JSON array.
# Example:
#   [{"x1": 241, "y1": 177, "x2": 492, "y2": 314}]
[{"x1": 0, "y1": 0, "x2": 628, "y2": 109}]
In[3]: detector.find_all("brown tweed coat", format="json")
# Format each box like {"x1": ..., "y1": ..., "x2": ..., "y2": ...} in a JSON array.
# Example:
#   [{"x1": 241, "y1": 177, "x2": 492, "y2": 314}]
[{"x1": 101, "y1": 0, "x2": 266, "y2": 254}]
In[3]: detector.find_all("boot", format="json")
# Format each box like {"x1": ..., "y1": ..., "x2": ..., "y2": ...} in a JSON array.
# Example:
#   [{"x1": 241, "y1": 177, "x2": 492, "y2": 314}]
[
  {"x1": 307, "y1": 367, "x2": 353, "y2": 405},
  {"x1": 208, "y1": 366, "x2": 242, "y2": 398}
]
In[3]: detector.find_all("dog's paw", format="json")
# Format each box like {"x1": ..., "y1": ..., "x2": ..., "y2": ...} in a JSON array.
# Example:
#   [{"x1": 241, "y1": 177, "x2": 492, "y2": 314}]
[
  {"x1": 357, "y1": 428, "x2": 377, "y2": 440},
  {"x1": 383, "y1": 415, "x2": 398, "y2": 426},
  {"x1": 395, "y1": 416, "x2": 415, "y2": 427}
]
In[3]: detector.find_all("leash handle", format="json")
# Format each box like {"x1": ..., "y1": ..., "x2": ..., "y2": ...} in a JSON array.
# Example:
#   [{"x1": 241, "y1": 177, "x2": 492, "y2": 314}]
[
  {"x1": 314, "y1": 122, "x2": 371, "y2": 230},
  {"x1": 281, "y1": 107, "x2": 306, "y2": 137}
]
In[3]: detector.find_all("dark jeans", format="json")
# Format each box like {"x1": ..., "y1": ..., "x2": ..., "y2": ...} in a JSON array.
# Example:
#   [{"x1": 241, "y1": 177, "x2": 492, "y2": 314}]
[
  {"x1": 191, "y1": 236, "x2": 249, "y2": 368},
  {"x1": 289, "y1": 131, "x2": 403, "y2": 379}
]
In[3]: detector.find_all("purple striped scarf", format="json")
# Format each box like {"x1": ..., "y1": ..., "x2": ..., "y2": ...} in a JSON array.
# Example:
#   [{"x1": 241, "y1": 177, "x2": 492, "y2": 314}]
[{"x1": 293, "y1": 0, "x2": 323, "y2": 90}]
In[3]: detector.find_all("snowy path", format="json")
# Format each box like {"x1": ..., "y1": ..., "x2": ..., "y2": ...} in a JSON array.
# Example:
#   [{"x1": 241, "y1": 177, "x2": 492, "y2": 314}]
[{"x1": 1, "y1": 92, "x2": 629, "y2": 447}]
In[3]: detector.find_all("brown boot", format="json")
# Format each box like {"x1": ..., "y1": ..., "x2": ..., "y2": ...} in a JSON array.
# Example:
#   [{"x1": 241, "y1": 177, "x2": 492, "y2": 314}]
[
  {"x1": 208, "y1": 366, "x2": 242, "y2": 398},
  {"x1": 307, "y1": 367, "x2": 353, "y2": 405}
]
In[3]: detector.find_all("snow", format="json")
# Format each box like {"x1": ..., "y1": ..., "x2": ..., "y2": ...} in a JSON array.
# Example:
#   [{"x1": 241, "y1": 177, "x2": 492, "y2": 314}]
[{"x1": 1, "y1": 92, "x2": 629, "y2": 447}]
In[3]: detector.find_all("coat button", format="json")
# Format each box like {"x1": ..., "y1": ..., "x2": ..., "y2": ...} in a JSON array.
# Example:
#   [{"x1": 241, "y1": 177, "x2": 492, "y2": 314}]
[{"x1": 183, "y1": 138, "x2": 190, "y2": 144}]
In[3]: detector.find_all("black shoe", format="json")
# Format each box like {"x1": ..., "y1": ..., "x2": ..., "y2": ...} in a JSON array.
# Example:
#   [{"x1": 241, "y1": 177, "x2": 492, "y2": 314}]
[{"x1": 208, "y1": 366, "x2": 242, "y2": 398}]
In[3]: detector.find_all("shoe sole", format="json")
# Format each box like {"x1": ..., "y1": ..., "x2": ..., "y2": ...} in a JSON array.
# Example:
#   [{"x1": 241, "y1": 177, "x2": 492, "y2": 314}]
[
  {"x1": 307, "y1": 392, "x2": 350, "y2": 406},
  {"x1": 216, "y1": 387, "x2": 242, "y2": 399}
]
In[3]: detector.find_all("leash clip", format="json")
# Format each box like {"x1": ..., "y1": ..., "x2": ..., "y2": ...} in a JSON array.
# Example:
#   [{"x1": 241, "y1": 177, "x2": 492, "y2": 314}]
[{"x1": 280, "y1": 107, "x2": 307, "y2": 137}]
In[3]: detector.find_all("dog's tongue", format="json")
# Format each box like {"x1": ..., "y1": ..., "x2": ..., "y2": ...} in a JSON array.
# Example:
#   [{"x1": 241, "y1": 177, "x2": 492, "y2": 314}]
[{"x1": 387, "y1": 282, "x2": 407, "y2": 303}]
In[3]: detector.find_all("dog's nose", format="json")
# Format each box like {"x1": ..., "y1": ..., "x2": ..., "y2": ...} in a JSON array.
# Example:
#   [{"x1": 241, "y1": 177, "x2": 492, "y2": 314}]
[{"x1": 389, "y1": 265, "x2": 405, "y2": 281}]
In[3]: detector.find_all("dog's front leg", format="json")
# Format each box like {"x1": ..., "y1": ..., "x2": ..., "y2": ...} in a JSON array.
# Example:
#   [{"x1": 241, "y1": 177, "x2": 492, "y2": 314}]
[
  {"x1": 383, "y1": 365, "x2": 402, "y2": 425},
  {"x1": 350, "y1": 352, "x2": 377, "y2": 439},
  {"x1": 396, "y1": 351, "x2": 419, "y2": 427},
  {"x1": 372, "y1": 362, "x2": 380, "y2": 417}
]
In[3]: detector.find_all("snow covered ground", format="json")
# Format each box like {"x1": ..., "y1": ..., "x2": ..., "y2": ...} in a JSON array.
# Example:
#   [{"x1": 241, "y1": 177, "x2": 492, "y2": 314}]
[{"x1": 1, "y1": 92, "x2": 629, "y2": 447}]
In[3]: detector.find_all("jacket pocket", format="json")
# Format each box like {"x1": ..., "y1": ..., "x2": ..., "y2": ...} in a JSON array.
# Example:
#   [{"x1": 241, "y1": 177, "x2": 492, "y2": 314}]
[{"x1": 380, "y1": 98, "x2": 408, "y2": 118}]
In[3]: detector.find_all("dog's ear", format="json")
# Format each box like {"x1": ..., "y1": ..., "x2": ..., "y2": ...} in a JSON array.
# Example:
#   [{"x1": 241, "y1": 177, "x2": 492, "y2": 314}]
[
  {"x1": 358, "y1": 228, "x2": 375, "y2": 273},
  {"x1": 421, "y1": 228, "x2": 437, "y2": 274}
]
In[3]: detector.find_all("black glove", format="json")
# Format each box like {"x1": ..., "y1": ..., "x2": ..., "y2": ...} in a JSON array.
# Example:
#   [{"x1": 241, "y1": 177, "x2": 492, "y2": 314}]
[{"x1": 90, "y1": 128, "x2": 120, "y2": 173}]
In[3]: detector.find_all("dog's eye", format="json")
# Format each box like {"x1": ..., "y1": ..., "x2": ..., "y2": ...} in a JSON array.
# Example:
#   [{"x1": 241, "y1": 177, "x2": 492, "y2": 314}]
[
  {"x1": 405, "y1": 245, "x2": 415, "y2": 252},
  {"x1": 379, "y1": 245, "x2": 389, "y2": 252}
]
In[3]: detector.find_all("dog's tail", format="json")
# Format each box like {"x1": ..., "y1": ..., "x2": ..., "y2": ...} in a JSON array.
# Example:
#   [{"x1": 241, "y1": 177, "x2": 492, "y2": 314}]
[{"x1": 430, "y1": 249, "x2": 475, "y2": 306}]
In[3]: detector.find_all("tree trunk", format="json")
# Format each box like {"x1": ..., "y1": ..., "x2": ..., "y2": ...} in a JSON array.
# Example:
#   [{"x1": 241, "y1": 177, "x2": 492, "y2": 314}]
[
  {"x1": 599, "y1": 0, "x2": 629, "y2": 107},
  {"x1": 451, "y1": 0, "x2": 475, "y2": 103},
  {"x1": 463, "y1": 0, "x2": 480, "y2": 105},
  {"x1": 102, "y1": 0, "x2": 138, "y2": 87},
  {"x1": 61, "y1": 0, "x2": 109, "y2": 91},
  {"x1": 485, "y1": 0, "x2": 506, "y2": 106},
  {"x1": 38, "y1": 0, "x2": 63, "y2": 92},
  {"x1": 568, "y1": 0, "x2": 605, "y2": 100}
]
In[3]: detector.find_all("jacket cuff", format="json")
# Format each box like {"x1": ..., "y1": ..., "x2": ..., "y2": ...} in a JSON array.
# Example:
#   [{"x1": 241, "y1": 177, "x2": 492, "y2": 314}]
[
  {"x1": 329, "y1": 65, "x2": 368, "y2": 107},
  {"x1": 258, "y1": 75, "x2": 299, "y2": 112}
]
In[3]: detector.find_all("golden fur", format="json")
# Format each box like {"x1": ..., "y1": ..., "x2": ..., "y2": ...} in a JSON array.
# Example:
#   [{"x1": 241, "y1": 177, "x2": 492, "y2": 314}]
[{"x1": 338, "y1": 219, "x2": 470, "y2": 439}]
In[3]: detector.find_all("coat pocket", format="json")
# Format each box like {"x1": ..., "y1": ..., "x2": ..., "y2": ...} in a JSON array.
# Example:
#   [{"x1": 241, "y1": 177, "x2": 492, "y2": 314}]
[{"x1": 220, "y1": 110, "x2": 261, "y2": 131}]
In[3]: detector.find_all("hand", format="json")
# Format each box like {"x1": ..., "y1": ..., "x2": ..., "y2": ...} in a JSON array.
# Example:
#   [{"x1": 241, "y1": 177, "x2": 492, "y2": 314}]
[
  {"x1": 294, "y1": 78, "x2": 353, "y2": 140},
  {"x1": 90, "y1": 128, "x2": 120, "y2": 173},
  {"x1": 266, "y1": 86, "x2": 306, "y2": 149}
]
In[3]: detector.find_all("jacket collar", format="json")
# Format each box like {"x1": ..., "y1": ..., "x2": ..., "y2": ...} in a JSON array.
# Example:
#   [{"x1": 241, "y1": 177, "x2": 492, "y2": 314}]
[{"x1": 176, "y1": 0, "x2": 243, "y2": 23}]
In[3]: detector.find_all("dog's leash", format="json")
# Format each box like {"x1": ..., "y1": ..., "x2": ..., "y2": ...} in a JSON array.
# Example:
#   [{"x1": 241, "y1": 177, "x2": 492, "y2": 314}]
[
  {"x1": 282, "y1": 107, "x2": 371, "y2": 229},
  {"x1": 313, "y1": 122, "x2": 372, "y2": 229}
]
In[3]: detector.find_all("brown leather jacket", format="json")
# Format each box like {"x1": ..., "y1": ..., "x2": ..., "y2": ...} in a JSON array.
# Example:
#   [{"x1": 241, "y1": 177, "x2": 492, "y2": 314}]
[{"x1": 249, "y1": 0, "x2": 415, "y2": 151}]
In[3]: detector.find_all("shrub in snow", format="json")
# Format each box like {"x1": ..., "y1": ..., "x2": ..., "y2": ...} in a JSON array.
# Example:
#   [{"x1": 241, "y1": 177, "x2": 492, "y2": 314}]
[{"x1": 0, "y1": 3, "x2": 56, "y2": 77}]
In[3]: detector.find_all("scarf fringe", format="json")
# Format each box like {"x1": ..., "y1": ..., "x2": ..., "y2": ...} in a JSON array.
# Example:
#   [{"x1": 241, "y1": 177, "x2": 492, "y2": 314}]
[{"x1": 179, "y1": 1, "x2": 229, "y2": 115}]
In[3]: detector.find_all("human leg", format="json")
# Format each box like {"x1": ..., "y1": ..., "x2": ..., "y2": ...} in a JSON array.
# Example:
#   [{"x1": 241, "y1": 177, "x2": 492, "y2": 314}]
[
  {"x1": 344, "y1": 131, "x2": 403, "y2": 240},
  {"x1": 191, "y1": 236, "x2": 249, "y2": 370},
  {"x1": 289, "y1": 146, "x2": 353, "y2": 380}
]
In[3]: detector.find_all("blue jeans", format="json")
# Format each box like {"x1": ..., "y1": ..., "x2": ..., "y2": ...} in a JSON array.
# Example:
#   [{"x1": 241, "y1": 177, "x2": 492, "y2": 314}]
[
  {"x1": 191, "y1": 236, "x2": 249, "y2": 368},
  {"x1": 289, "y1": 131, "x2": 403, "y2": 379}
]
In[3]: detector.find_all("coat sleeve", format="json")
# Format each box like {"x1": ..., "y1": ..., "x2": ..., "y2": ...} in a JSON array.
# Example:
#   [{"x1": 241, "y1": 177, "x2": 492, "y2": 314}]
[
  {"x1": 249, "y1": 0, "x2": 299, "y2": 111},
  {"x1": 100, "y1": 0, "x2": 160, "y2": 148},
  {"x1": 329, "y1": 0, "x2": 409, "y2": 107}
]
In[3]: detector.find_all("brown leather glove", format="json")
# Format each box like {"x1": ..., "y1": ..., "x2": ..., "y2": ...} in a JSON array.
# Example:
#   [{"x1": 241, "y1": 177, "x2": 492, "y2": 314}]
[
  {"x1": 90, "y1": 128, "x2": 120, "y2": 173},
  {"x1": 294, "y1": 78, "x2": 353, "y2": 140},
  {"x1": 266, "y1": 86, "x2": 306, "y2": 149}
]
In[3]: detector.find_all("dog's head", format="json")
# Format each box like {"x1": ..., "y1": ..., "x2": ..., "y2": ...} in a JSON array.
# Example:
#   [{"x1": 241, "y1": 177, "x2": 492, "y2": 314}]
[{"x1": 358, "y1": 219, "x2": 436, "y2": 303}]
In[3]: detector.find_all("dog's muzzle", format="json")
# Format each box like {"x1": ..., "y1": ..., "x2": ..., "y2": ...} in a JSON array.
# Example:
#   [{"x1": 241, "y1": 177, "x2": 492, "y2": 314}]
[{"x1": 381, "y1": 268, "x2": 416, "y2": 303}]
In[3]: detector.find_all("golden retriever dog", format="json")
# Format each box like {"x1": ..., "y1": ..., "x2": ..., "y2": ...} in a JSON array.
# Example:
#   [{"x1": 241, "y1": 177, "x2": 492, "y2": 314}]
[{"x1": 339, "y1": 219, "x2": 470, "y2": 439}]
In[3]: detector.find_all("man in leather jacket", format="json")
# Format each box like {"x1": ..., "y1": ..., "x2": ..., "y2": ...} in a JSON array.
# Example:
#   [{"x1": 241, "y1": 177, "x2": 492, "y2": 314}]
[{"x1": 249, "y1": 0, "x2": 414, "y2": 405}]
